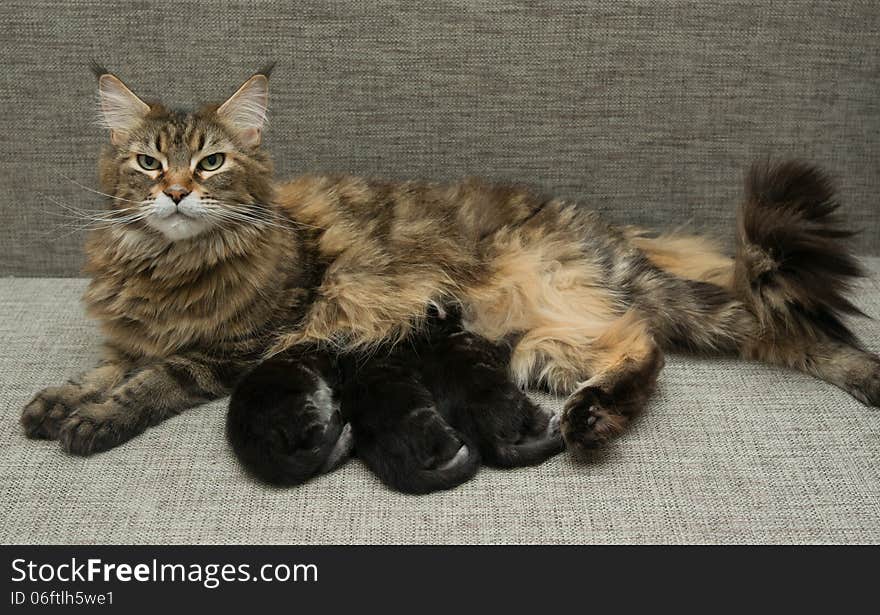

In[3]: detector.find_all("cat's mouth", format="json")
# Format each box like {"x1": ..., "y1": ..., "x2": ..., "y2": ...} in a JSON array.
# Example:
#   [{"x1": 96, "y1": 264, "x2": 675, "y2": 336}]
[
  {"x1": 147, "y1": 205, "x2": 212, "y2": 241},
  {"x1": 154, "y1": 198, "x2": 202, "y2": 220},
  {"x1": 159, "y1": 209, "x2": 198, "y2": 220},
  {"x1": 143, "y1": 194, "x2": 215, "y2": 241}
]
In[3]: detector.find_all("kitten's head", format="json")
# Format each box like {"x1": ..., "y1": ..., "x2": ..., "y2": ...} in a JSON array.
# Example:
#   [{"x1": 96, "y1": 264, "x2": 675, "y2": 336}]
[{"x1": 94, "y1": 66, "x2": 275, "y2": 241}]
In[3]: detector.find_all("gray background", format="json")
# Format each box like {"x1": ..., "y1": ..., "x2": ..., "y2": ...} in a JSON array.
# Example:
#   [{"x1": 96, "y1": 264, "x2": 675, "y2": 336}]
[{"x1": 1, "y1": 1, "x2": 878, "y2": 277}]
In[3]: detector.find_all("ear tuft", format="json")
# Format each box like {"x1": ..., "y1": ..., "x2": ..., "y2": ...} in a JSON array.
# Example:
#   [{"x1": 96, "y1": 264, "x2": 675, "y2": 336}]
[
  {"x1": 217, "y1": 74, "x2": 269, "y2": 147},
  {"x1": 89, "y1": 60, "x2": 109, "y2": 79},
  {"x1": 97, "y1": 73, "x2": 150, "y2": 145},
  {"x1": 257, "y1": 61, "x2": 276, "y2": 79}
]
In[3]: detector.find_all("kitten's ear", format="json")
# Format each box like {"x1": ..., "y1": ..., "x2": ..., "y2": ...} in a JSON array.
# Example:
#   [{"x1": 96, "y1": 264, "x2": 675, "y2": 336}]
[
  {"x1": 217, "y1": 73, "x2": 269, "y2": 147},
  {"x1": 96, "y1": 73, "x2": 150, "y2": 145}
]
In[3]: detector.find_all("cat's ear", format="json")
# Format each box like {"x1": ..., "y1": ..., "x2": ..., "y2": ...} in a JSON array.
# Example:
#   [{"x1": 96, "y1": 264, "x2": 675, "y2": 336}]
[
  {"x1": 217, "y1": 73, "x2": 269, "y2": 147},
  {"x1": 96, "y1": 72, "x2": 150, "y2": 146}
]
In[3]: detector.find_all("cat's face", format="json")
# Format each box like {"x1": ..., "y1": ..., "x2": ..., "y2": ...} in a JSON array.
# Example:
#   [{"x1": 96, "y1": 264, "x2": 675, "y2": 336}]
[{"x1": 96, "y1": 72, "x2": 274, "y2": 241}]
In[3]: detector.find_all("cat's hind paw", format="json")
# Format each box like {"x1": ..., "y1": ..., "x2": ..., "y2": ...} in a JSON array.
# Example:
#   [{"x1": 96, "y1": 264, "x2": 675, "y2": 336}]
[{"x1": 561, "y1": 385, "x2": 629, "y2": 451}]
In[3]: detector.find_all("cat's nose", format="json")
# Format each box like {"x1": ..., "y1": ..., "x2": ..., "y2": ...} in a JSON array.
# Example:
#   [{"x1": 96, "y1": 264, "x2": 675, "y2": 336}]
[{"x1": 163, "y1": 185, "x2": 190, "y2": 204}]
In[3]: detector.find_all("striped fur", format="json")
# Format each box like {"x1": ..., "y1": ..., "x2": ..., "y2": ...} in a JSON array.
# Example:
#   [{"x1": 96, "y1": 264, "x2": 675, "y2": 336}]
[{"x1": 21, "y1": 70, "x2": 880, "y2": 460}]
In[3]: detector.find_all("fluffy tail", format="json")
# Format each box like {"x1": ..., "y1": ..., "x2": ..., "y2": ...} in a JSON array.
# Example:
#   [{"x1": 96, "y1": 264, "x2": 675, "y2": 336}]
[{"x1": 734, "y1": 160, "x2": 866, "y2": 346}]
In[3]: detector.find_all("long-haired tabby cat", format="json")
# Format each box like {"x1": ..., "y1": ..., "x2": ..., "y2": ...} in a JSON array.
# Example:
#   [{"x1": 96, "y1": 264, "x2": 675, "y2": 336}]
[{"x1": 21, "y1": 67, "x2": 880, "y2": 492}]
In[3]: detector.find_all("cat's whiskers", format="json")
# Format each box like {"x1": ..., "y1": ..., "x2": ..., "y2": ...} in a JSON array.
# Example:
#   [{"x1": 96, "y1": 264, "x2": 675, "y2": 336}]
[
  {"x1": 38, "y1": 193, "x2": 154, "y2": 239},
  {"x1": 207, "y1": 201, "x2": 324, "y2": 232},
  {"x1": 42, "y1": 194, "x2": 148, "y2": 223},
  {"x1": 197, "y1": 202, "x2": 296, "y2": 231},
  {"x1": 55, "y1": 171, "x2": 145, "y2": 204}
]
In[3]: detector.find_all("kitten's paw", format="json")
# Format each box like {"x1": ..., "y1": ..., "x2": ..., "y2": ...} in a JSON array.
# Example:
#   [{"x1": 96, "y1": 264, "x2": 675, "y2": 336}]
[
  {"x1": 57, "y1": 404, "x2": 133, "y2": 456},
  {"x1": 547, "y1": 413, "x2": 561, "y2": 437},
  {"x1": 485, "y1": 404, "x2": 565, "y2": 468},
  {"x1": 411, "y1": 411, "x2": 470, "y2": 471},
  {"x1": 21, "y1": 386, "x2": 80, "y2": 440},
  {"x1": 356, "y1": 409, "x2": 480, "y2": 494},
  {"x1": 561, "y1": 386, "x2": 628, "y2": 451}
]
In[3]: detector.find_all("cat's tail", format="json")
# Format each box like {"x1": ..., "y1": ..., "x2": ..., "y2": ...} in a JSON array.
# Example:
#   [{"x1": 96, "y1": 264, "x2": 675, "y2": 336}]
[{"x1": 733, "y1": 160, "x2": 866, "y2": 346}]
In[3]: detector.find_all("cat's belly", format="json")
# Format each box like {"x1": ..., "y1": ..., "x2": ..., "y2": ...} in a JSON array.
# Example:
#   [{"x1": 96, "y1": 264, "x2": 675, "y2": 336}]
[
  {"x1": 461, "y1": 250, "x2": 619, "y2": 342},
  {"x1": 460, "y1": 202, "x2": 624, "y2": 341},
  {"x1": 275, "y1": 223, "x2": 622, "y2": 359}
]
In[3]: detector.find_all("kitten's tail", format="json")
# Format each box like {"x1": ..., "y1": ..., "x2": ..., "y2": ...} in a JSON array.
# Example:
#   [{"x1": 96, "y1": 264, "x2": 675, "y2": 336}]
[{"x1": 734, "y1": 160, "x2": 865, "y2": 345}]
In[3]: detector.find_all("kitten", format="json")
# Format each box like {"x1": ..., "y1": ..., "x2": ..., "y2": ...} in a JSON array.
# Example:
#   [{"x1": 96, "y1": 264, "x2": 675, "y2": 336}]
[
  {"x1": 227, "y1": 308, "x2": 563, "y2": 493},
  {"x1": 21, "y1": 68, "x2": 880, "y2": 492},
  {"x1": 340, "y1": 307, "x2": 563, "y2": 493},
  {"x1": 226, "y1": 347, "x2": 353, "y2": 486}
]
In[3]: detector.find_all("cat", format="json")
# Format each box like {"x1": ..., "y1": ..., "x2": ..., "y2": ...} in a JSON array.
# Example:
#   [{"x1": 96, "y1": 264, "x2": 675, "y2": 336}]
[
  {"x1": 21, "y1": 67, "x2": 880, "y2": 482},
  {"x1": 228, "y1": 306, "x2": 563, "y2": 493}
]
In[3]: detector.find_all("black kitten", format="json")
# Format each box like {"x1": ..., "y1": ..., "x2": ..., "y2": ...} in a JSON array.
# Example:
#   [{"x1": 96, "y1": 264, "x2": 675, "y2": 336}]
[
  {"x1": 226, "y1": 349, "x2": 353, "y2": 486},
  {"x1": 419, "y1": 321, "x2": 563, "y2": 469},
  {"x1": 226, "y1": 309, "x2": 564, "y2": 493},
  {"x1": 341, "y1": 311, "x2": 563, "y2": 493}
]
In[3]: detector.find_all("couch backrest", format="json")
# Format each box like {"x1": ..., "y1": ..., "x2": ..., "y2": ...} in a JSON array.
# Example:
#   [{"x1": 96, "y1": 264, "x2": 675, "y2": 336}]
[{"x1": 2, "y1": 1, "x2": 878, "y2": 276}]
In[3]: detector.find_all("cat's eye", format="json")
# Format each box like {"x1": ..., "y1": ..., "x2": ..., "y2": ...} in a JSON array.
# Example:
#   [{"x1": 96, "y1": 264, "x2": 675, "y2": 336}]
[
  {"x1": 136, "y1": 154, "x2": 161, "y2": 171},
  {"x1": 198, "y1": 153, "x2": 225, "y2": 171}
]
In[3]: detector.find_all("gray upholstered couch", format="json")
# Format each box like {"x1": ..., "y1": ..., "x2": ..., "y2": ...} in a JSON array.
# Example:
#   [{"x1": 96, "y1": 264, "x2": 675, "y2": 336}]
[{"x1": 1, "y1": 2, "x2": 878, "y2": 544}]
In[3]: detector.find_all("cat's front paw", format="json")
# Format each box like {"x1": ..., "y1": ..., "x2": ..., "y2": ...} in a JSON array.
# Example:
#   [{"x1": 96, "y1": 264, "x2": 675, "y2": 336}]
[
  {"x1": 845, "y1": 354, "x2": 880, "y2": 407},
  {"x1": 57, "y1": 403, "x2": 136, "y2": 456},
  {"x1": 561, "y1": 386, "x2": 628, "y2": 451},
  {"x1": 21, "y1": 386, "x2": 82, "y2": 440}
]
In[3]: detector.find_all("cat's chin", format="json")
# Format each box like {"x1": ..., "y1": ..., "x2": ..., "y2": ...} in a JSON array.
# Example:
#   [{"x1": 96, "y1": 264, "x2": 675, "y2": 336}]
[{"x1": 146, "y1": 214, "x2": 213, "y2": 242}]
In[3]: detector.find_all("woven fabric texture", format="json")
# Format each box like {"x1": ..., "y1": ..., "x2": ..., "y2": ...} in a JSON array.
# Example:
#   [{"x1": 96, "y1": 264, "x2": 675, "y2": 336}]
[
  {"x1": 2, "y1": 262, "x2": 880, "y2": 545},
  {"x1": 1, "y1": 1, "x2": 878, "y2": 276}
]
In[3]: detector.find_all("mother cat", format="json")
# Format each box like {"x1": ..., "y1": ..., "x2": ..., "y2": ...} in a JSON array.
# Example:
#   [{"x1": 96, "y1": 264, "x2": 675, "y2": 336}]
[{"x1": 22, "y1": 68, "x2": 880, "y2": 466}]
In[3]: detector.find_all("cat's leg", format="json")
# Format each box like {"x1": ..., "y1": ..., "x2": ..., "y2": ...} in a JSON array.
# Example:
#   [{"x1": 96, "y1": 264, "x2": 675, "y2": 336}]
[
  {"x1": 512, "y1": 311, "x2": 665, "y2": 451},
  {"x1": 226, "y1": 351, "x2": 354, "y2": 486},
  {"x1": 627, "y1": 230, "x2": 735, "y2": 290},
  {"x1": 31, "y1": 353, "x2": 243, "y2": 455},
  {"x1": 743, "y1": 337, "x2": 880, "y2": 407},
  {"x1": 638, "y1": 238, "x2": 880, "y2": 406},
  {"x1": 340, "y1": 354, "x2": 480, "y2": 494},
  {"x1": 421, "y1": 331, "x2": 564, "y2": 468}
]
